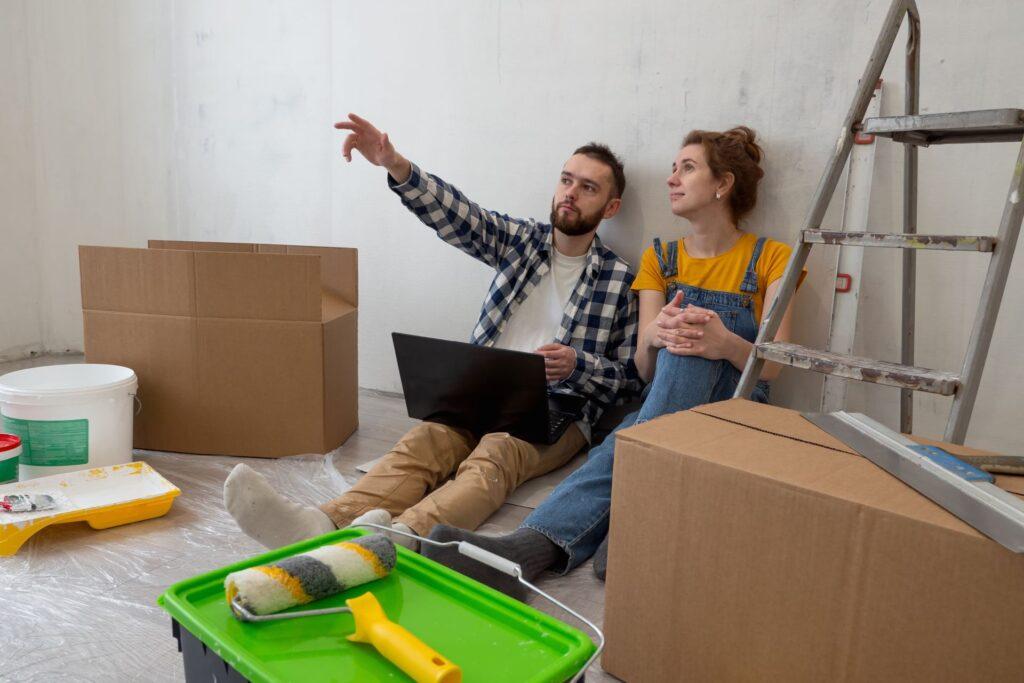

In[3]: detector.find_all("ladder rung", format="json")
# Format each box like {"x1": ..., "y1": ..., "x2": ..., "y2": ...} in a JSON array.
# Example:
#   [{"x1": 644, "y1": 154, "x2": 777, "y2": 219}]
[
  {"x1": 862, "y1": 109, "x2": 1024, "y2": 146},
  {"x1": 756, "y1": 342, "x2": 961, "y2": 395},
  {"x1": 802, "y1": 230, "x2": 996, "y2": 252}
]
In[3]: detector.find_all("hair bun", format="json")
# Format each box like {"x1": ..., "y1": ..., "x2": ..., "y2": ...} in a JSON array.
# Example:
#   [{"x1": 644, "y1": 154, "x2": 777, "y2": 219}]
[
  {"x1": 681, "y1": 125, "x2": 765, "y2": 221},
  {"x1": 723, "y1": 126, "x2": 762, "y2": 163}
]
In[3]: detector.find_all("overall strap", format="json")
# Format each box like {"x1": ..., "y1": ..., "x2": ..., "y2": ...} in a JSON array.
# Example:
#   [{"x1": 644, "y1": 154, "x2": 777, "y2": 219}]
[
  {"x1": 739, "y1": 236, "x2": 767, "y2": 293},
  {"x1": 652, "y1": 237, "x2": 679, "y2": 279}
]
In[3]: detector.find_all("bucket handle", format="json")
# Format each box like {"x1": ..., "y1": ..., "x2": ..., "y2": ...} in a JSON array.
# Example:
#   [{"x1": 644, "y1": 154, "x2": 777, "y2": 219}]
[
  {"x1": 353, "y1": 522, "x2": 604, "y2": 683},
  {"x1": 132, "y1": 394, "x2": 142, "y2": 416}
]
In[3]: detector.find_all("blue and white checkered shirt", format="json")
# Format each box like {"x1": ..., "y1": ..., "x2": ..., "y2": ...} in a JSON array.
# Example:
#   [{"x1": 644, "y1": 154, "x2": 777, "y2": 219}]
[{"x1": 389, "y1": 163, "x2": 639, "y2": 428}]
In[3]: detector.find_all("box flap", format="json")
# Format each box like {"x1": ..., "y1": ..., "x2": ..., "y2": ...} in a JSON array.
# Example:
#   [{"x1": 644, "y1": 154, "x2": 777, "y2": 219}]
[
  {"x1": 619, "y1": 399, "x2": 1017, "y2": 539},
  {"x1": 148, "y1": 240, "x2": 257, "y2": 253},
  {"x1": 692, "y1": 398, "x2": 1006, "y2": 462},
  {"x1": 692, "y1": 398, "x2": 858, "y2": 454},
  {"x1": 148, "y1": 241, "x2": 358, "y2": 308},
  {"x1": 259, "y1": 245, "x2": 357, "y2": 308},
  {"x1": 194, "y1": 251, "x2": 322, "y2": 321},
  {"x1": 80, "y1": 246, "x2": 196, "y2": 316},
  {"x1": 322, "y1": 293, "x2": 356, "y2": 322}
]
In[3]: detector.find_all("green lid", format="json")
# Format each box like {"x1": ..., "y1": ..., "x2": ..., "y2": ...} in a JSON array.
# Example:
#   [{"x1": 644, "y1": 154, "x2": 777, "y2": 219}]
[{"x1": 158, "y1": 528, "x2": 594, "y2": 682}]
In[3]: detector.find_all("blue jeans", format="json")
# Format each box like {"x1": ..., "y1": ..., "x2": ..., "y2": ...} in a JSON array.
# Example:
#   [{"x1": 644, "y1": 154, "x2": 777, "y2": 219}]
[{"x1": 522, "y1": 350, "x2": 768, "y2": 572}]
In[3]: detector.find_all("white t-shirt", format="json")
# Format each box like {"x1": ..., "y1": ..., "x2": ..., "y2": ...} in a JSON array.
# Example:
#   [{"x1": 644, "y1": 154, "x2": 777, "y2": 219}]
[
  {"x1": 494, "y1": 248, "x2": 588, "y2": 353},
  {"x1": 494, "y1": 248, "x2": 591, "y2": 442}
]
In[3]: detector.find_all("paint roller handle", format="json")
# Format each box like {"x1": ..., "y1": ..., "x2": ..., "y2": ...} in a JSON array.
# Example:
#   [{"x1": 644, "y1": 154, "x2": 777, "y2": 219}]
[
  {"x1": 346, "y1": 592, "x2": 461, "y2": 683},
  {"x1": 457, "y1": 541, "x2": 522, "y2": 577},
  {"x1": 956, "y1": 454, "x2": 1024, "y2": 476}
]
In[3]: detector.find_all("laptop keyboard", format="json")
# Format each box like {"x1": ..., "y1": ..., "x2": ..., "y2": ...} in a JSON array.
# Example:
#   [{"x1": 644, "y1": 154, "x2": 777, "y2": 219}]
[{"x1": 548, "y1": 411, "x2": 575, "y2": 441}]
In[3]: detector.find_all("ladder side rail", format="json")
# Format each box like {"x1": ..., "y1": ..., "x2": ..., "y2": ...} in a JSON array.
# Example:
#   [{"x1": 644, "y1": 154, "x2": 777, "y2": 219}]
[
  {"x1": 900, "y1": 7, "x2": 922, "y2": 432},
  {"x1": 944, "y1": 138, "x2": 1024, "y2": 443}
]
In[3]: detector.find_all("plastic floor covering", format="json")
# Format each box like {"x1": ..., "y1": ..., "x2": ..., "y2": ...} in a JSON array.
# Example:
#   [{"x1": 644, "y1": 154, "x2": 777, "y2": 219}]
[{"x1": 0, "y1": 358, "x2": 615, "y2": 682}]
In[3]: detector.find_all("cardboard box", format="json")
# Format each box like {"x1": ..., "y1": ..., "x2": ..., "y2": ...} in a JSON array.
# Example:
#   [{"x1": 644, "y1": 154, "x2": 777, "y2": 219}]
[
  {"x1": 603, "y1": 399, "x2": 1024, "y2": 682},
  {"x1": 79, "y1": 241, "x2": 358, "y2": 457}
]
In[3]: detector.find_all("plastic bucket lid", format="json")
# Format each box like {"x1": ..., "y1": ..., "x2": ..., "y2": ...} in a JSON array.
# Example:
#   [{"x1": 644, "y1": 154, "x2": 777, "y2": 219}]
[
  {"x1": 0, "y1": 434, "x2": 20, "y2": 453},
  {"x1": 0, "y1": 364, "x2": 137, "y2": 407}
]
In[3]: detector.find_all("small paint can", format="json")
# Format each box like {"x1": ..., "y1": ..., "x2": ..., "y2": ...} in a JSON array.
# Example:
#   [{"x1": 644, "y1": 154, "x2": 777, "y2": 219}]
[{"x1": 0, "y1": 434, "x2": 21, "y2": 485}]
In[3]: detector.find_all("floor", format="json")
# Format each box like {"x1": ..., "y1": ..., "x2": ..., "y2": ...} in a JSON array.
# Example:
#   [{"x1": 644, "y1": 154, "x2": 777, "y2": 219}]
[{"x1": 1, "y1": 354, "x2": 617, "y2": 682}]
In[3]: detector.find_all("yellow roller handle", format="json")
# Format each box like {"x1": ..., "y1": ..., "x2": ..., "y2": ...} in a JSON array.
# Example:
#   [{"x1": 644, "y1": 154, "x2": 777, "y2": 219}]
[{"x1": 346, "y1": 592, "x2": 461, "y2": 683}]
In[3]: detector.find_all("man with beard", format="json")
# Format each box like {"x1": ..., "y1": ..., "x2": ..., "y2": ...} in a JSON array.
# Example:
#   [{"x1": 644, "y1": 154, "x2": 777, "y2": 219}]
[{"x1": 224, "y1": 113, "x2": 638, "y2": 551}]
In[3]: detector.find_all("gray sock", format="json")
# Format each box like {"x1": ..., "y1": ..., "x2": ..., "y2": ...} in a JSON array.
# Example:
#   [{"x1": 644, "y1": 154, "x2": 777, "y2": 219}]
[
  {"x1": 422, "y1": 525, "x2": 563, "y2": 601},
  {"x1": 593, "y1": 535, "x2": 609, "y2": 582}
]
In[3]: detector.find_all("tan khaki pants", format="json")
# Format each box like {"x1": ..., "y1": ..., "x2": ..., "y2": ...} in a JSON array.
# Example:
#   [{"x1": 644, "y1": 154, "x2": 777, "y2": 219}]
[{"x1": 320, "y1": 421, "x2": 586, "y2": 536}]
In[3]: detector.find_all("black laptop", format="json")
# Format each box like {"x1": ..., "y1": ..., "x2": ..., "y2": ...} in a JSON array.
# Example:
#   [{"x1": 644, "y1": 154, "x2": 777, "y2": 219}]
[{"x1": 392, "y1": 332, "x2": 587, "y2": 445}]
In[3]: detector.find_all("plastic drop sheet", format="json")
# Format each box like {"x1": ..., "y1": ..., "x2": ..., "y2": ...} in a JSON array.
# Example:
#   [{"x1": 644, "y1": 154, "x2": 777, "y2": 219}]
[
  {"x1": 0, "y1": 450, "x2": 351, "y2": 682},
  {"x1": 0, "y1": 449, "x2": 615, "y2": 682}
]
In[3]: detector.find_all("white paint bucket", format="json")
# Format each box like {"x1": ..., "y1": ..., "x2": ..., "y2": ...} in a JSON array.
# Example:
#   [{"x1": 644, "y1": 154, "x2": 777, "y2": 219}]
[
  {"x1": 0, "y1": 435, "x2": 20, "y2": 484},
  {"x1": 0, "y1": 364, "x2": 138, "y2": 480}
]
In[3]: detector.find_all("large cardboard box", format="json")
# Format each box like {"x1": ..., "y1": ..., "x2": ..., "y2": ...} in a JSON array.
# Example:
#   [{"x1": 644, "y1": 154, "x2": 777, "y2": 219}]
[
  {"x1": 79, "y1": 241, "x2": 358, "y2": 457},
  {"x1": 603, "y1": 399, "x2": 1024, "y2": 682}
]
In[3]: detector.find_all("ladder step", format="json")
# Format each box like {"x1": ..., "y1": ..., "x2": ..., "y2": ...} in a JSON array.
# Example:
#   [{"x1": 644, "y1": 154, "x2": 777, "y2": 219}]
[
  {"x1": 756, "y1": 342, "x2": 961, "y2": 395},
  {"x1": 802, "y1": 230, "x2": 995, "y2": 252},
  {"x1": 862, "y1": 109, "x2": 1024, "y2": 145}
]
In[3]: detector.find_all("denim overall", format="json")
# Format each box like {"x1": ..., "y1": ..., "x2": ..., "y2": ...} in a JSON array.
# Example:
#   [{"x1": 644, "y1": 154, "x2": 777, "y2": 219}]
[{"x1": 523, "y1": 236, "x2": 771, "y2": 571}]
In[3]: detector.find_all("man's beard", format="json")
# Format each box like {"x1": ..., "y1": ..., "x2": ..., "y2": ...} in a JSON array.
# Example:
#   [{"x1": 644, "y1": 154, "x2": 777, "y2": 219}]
[{"x1": 550, "y1": 199, "x2": 605, "y2": 237}]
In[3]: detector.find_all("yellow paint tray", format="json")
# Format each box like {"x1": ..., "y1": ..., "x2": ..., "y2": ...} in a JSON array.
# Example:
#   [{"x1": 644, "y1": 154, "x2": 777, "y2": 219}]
[{"x1": 0, "y1": 461, "x2": 180, "y2": 555}]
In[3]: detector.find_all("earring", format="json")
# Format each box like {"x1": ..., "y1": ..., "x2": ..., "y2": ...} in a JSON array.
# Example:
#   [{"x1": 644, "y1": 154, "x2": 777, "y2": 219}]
[{"x1": 715, "y1": 192, "x2": 721, "y2": 200}]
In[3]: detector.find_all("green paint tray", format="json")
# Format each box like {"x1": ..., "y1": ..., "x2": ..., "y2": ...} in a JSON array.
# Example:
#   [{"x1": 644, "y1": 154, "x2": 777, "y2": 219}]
[{"x1": 158, "y1": 528, "x2": 595, "y2": 682}]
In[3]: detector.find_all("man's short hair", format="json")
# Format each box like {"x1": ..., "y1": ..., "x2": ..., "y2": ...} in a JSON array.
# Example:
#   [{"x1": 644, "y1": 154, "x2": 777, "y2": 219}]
[{"x1": 573, "y1": 143, "x2": 626, "y2": 199}]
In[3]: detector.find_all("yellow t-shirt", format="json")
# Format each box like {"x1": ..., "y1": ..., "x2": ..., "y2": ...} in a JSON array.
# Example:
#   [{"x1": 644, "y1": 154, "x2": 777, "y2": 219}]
[{"x1": 631, "y1": 232, "x2": 802, "y2": 323}]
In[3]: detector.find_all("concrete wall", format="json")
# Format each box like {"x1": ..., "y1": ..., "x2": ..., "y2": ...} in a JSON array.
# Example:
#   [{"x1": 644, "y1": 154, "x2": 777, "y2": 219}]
[{"x1": 1, "y1": 0, "x2": 1022, "y2": 450}]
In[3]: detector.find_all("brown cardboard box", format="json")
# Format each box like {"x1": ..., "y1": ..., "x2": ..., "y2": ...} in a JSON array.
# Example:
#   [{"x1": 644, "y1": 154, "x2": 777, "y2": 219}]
[
  {"x1": 603, "y1": 399, "x2": 1024, "y2": 682},
  {"x1": 79, "y1": 240, "x2": 358, "y2": 457}
]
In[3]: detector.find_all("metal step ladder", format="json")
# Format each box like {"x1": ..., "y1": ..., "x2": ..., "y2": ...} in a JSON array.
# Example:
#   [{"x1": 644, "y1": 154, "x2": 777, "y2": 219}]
[{"x1": 733, "y1": 0, "x2": 1024, "y2": 444}]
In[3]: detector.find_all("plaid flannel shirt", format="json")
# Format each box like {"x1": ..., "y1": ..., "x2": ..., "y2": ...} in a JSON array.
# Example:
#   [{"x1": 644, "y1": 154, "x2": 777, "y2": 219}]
[{"x1": 389, "y1": 163, "x2": 639, "y2": 427}]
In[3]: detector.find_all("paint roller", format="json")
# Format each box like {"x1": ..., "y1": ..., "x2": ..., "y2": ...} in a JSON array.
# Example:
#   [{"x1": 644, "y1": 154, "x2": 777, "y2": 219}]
[
  {"x1": 225, "y1": 533, "x2": 461, "y2": 683},
  {"x1": 225, "y1": 533, "x2": 397, "y2": 615}
]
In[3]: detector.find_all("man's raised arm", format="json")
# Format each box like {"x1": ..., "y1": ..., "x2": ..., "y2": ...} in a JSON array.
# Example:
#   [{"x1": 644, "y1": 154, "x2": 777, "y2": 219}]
[{"x1": 335, "y1": 113, "x2": 531, "y2": 269}]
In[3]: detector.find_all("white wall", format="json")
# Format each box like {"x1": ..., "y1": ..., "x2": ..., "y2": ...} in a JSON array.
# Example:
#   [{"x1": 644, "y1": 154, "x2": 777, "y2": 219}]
[
  {"x1": 0, "y1": 0, "x2": 43, "y2": 360},
  {"x1": 2, "y1": 0, "x2": 1022, "y2": 450}
]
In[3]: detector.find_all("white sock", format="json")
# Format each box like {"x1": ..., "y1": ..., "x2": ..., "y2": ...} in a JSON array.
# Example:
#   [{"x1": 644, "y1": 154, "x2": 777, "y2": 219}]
[
  {"x1": 391, "y1": 522, "x2": 419, "y2": 551},
  {"x1": 349, "y1": 509, "x2": 419, "y2": 551},
  {"x1": 223, "y1": 464, "x2": 335, "y2": 549},
  {"x1": 350, "y1": 508, "x2": 393, "y2": 532}
]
